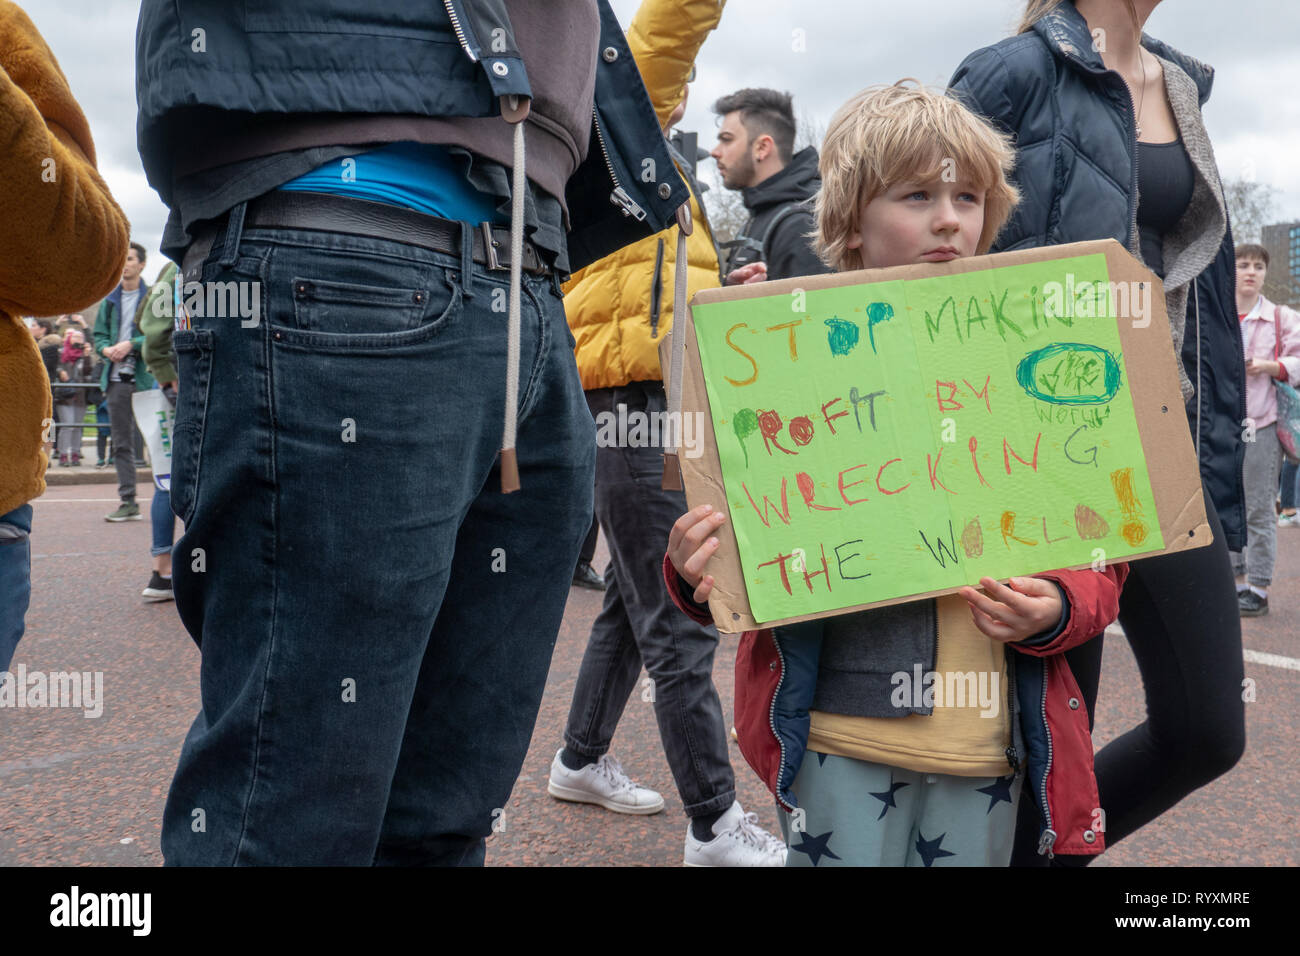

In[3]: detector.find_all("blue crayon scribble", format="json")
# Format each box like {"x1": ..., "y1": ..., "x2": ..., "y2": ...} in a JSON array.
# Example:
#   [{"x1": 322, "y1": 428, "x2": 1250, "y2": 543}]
[
  {"x1": 1016, "y1": 343, "x2": 1122, "y2": 405},
  {"x1": 866, "y1": 302, "x2": 894, "y2": 353},
  {"x1": 824, "y1": 317, "x2": 860, "y2": 356}
]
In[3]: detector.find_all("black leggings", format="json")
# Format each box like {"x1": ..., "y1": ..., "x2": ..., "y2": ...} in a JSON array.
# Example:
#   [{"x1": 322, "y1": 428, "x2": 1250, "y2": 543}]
[{"x1": 1011, "y1": 485, "x2": 1246, "y2": 865}]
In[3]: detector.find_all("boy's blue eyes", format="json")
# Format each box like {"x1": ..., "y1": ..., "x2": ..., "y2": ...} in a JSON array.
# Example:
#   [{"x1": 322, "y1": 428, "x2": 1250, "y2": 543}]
[{"x1": 904, "y1": 190, "x2": 980, "y2": 203}]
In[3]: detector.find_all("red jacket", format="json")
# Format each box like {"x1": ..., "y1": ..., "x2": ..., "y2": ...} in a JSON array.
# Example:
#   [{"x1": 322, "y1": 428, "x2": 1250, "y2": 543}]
[{"x1": 664, "y1": 554, "x2": 1128, "y2": 858}]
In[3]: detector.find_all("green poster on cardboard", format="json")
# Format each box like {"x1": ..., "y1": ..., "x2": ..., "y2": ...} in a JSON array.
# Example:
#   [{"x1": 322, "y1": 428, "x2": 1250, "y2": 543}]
[{"x1": 690, "y1": 252, "x2": 1163, "y2": 623}]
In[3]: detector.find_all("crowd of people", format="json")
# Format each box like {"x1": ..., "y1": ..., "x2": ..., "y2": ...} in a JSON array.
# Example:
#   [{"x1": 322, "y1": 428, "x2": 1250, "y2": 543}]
[{"x1": 1, "y1": 0, "x2": 1296, "y2": 868}]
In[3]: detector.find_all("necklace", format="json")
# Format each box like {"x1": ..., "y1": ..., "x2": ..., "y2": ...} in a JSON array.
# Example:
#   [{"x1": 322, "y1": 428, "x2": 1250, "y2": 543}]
[{"x1": 1132, "y1": 47, "x2": 1147, "y2": 139}]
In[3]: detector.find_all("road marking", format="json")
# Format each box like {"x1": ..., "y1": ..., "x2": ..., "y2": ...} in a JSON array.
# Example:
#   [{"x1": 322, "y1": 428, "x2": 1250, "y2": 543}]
[
  {"x1": 1243, "y1": 648, "x2": 1300, "y2": 672},
  {"x1": 1108, "y1": 624, "x2": 1300, "y2": 672},
  {"x1": 34, "y1": 498, "x2": 155, "y2": 503}
]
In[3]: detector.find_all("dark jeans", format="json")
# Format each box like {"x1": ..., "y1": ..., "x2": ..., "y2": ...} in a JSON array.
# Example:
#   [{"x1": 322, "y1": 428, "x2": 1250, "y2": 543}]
[
  {"x1": 579, "y1": 514, "x2": 599, "y2": 566},
  {"x1": 0, "y1": 504, "x2": 33, "y2": 672},
  {"x1": 105, "y1": 381, "x2": 138, "y2": 501},
  {"x1": 161, "y1": 210, "x2": 594, "y2": 865},
  {"x1": 96, "y1": 401, "x2": 110, "y2": 460},
  {"x1": 1011, "y1": 484, "x2": 1245, "y2": 864},
  {"x1": 563, "y1": 381, "x2": 735, "y2": 818},
  {"x1": 1281, "y1": 459, "x2": 1299, "y2": 511}
]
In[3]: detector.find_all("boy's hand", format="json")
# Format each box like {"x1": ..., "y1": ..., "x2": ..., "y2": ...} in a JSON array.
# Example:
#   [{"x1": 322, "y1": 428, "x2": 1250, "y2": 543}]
[
  {"x1": 956, "y1": 576, "x2": 1062, "y2": 644},
  {"x1": 667, "y1": 503, "x2": 728, "y2": 604}
]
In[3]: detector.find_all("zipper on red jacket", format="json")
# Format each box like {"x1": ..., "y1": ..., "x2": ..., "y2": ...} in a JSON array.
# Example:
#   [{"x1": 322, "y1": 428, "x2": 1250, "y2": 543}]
[
  {"x1": 768, "y1": 630, "x2": 795, "y2": 813},
  {"x1": 1035, "y1": 657, "x2": 1057, "y2": 858}
]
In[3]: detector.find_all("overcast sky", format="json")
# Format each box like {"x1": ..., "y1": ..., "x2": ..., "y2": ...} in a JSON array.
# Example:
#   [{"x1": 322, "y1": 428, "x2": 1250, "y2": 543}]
[{"x1": 21, "y1": 0, "x2": 1300, "y2": 280}]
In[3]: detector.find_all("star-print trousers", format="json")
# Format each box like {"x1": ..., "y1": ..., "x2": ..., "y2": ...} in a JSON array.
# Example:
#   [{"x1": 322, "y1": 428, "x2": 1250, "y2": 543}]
[{"x1": 777, "y1": 751, "x2": 1023, "y2": 866}]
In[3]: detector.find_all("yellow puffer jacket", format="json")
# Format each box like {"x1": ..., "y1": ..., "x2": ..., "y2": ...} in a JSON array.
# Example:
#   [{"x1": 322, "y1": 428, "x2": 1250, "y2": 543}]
[
  {"x1": 0, "y1": 2, "x2": 129, "y2": 517},
  {"x1": 563, "y1": 0, "x2": 725, "y2": 391}
]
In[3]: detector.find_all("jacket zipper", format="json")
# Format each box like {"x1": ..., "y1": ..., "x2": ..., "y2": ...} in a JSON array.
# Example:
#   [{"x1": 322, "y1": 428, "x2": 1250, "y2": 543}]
[
  {"x1": 649, "y1": 239, "x2": 665, "y2": 339},
  {"x1": 768, "y1": 631, "x2": 794, "y2": 812},
  {"x1": 1036, "y1": 658, "x2": 1056, "y2": 858},
  {"x1": 442, "y1": 1, "x2": 478, "y2": 62},
  {"x1": 593, "y1": 109, "x2": 646, "y2": 221},
  {"x1": 1004, "y1": 650, "x2": 1020, "y2": 773}
]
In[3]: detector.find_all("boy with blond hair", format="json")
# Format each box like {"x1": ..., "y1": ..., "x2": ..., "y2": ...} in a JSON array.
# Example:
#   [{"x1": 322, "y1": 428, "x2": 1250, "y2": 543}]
[{"x1": 665, "y1": 83, "x2": 1128, "y2": 866}]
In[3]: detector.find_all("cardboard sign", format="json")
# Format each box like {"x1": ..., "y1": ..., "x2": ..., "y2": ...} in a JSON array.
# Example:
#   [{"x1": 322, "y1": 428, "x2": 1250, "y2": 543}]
[
  {"x1": 673, "y1": 240, "x2": 1210, "y2": 633},
  {"x1": 132, "y1": 388, "x2": 175, "y2": 492}
]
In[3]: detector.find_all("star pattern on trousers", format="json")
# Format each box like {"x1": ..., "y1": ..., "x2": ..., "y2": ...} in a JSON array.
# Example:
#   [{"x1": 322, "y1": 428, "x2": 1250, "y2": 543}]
[
  {"x1": 868, "y1": 776, "x2": 909, "y2": 820},
  {"x1": 915, "y1": 830, "x2": 956, "y2": 867},
  {"x1": 816, "y1": 751, "x2": 829, "y2": 766},
  {"x1": 791, "y1": 830, "x2": 841, "y2": 866},
  {"x1": 975, "y1": 774, "x2": 1016, "y2": 814}
]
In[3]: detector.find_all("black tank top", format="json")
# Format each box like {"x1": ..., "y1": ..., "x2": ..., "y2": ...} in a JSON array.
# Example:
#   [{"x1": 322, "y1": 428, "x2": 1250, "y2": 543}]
[{"x1": 1136, "y1": 138, "x2": 1195, "y2": 279}]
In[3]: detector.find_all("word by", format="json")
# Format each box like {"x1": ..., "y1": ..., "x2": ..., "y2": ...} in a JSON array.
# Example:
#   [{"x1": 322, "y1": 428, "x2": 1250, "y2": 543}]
[
  {"x1": 0, "y1": 665, "x2": 103, "y2": 718},
  {"x1": 593, "y1": 405, "x2": 706, "y2": 459},
  {"x1": 891, "y1": 665, "x2": 1000, "y2": 718},
  {"x1": 49, "y1": 886, "x2": 151, "y2": 936}
]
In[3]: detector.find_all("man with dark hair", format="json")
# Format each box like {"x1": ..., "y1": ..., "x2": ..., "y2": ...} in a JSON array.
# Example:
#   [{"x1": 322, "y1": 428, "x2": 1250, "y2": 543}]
[
  {"x1": 93, "y1": 241, "x2": 155, "y2": 521},
  {"x1": 711, "y1": 88, "x2": 828, "y2": 283}
]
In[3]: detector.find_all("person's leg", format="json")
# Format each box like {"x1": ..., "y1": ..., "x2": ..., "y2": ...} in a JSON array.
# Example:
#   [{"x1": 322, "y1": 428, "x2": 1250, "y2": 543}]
[
  {"x1": 55, "y1": 404, "x2": 77, "y2": 459},
  {"x1": 579, "y1": 514, "x2": 599, "y2": 566},
  {"x1": 1054, "y1": 486, "x2": 1245, "y2": 858},
  {"x1": 1280, "y1": 459, "x2": 1299, "y2": 515},
  {"x1": 96, "y1": 401, "x2": 110, "y2": 463},
  {"x1": 595, "y1": 381, "x2": 736, "y2": 820},
  {"x1": 1242, "y1": 425, "x2": 1282, "y2": 592},
  {"x1": 908, "y1": 770, "x2": 1023, "y2": 867},
  {"x1": 163, "y1": 223, "x2": 549, "y2": 864},
  {"x1": 372, "y1": 269, "x2": 594, "y2": 865},
  {"x1": 106, "y1": 381, "x2": 137, "y2": 503},
  {"x1": 782, "y1": 754, "x2": 919, "y2": 866},
  {"x1": 0, "y1": 504, "x2": 34, "y2": 673},
  {"x1": 151, "y1": 487, "x2": 175, "y2": 574},
  {"x1": 69, "y1": 398, "x2": 86, "y2": 463}
]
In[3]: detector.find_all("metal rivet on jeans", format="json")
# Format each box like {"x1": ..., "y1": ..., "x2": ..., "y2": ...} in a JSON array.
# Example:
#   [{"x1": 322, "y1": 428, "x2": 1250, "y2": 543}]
[
  {"x1": 492, "y1": 61, "x2": 509, "y2": 76},
  {"x1": 602, "y1": 46, "x2": 618, "y2": 62},
  {"x1": 413, "y1": 291, "x2": 425, "y2": 304},
  {"x1": 657, "y1": 183, "x2": 671, "y2": 199},
  {"x1": 295, "y1": 282, "x2": 308, "y2": 297},
  {"x1": 1068, "y1": 697, "x2": 1080, "y2": 710},
  {"x1": 1082, "y1": 829, "x2": 1096, "y2": 843}
]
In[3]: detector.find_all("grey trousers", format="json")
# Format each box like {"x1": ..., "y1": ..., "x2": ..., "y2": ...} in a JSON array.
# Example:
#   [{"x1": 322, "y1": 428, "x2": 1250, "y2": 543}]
[
  {"x1": 1232, "y1": 422, "x2": 1283, "y2": 588},
  {"x1": 105, "y1": 380, "x2": 138, "y2": 502},
  {"x1": 55, "y1": 401, "x2": 85, "y2": 457}
]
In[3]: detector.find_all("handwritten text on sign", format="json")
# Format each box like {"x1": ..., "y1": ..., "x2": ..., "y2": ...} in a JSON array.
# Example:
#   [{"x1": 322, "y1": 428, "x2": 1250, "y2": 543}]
[{"x1": 691, "y1": 253, "x2": 1163, "y2": 623}]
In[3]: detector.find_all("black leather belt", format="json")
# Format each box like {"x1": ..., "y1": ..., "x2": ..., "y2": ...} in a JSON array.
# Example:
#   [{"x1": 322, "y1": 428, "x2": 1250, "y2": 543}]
[{"x1": 182, "y1": 190, "x2": 552, "y2": 279}]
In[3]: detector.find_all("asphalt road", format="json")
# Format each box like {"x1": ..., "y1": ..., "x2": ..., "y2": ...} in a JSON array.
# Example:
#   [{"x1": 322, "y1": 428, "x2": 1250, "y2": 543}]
[{"x1": 2, "y1": 480, "x2": 1296, "y2": 866}]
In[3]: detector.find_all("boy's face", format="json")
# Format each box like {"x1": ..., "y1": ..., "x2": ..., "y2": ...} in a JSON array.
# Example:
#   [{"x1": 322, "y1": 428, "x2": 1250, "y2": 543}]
[{"x1": 848, "y1": 178, "x2": 986, "y2": 270}]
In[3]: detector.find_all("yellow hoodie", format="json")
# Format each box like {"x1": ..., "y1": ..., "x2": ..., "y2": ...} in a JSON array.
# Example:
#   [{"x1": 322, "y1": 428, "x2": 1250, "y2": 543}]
[{"x1": 0, "y1": 2, "x2": 129, "y2": 516}]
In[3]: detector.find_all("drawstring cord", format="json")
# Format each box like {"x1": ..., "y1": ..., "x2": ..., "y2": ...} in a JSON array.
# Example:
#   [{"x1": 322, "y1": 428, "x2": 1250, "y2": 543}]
[
  {"x1": 662, "y1": 203, "x2": 693, "y2": 490},
  {"x1": 500, "y1": 98, "x2": 527, "y2": 493}
]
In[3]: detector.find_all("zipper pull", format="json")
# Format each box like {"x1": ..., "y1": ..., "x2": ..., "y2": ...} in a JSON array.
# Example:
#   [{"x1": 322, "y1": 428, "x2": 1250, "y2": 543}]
[
  {"x1": 1037, "y1": 828, "x2": 1057, "y2": 858},
  {"x1": 1004, "y1": 746, "x2": 1019, "y2": 772},
  {"x1": 610, "y1": 186, "x2": 647, "y2": 222}
]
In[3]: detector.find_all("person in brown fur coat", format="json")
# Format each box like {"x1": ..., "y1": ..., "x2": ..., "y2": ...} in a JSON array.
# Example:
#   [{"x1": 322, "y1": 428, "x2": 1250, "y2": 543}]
[{"x1": 0, "y1": 1, "x2": 130, "y2": 671}]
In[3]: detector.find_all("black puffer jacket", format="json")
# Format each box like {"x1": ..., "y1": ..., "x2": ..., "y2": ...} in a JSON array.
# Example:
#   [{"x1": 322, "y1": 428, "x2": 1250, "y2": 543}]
[
  {"x1": 949, "y1": 4, "x2": 1246, "y2": 549},
  {"x1": 723, "y1": 146, "x2": 829, "y2": 281}
]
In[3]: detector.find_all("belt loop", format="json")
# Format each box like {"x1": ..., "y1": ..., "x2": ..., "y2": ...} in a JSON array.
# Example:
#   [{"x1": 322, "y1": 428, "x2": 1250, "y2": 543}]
[
  {"x1": 460, "y1": 222, "x2": 477, "y2": 301},
  {"x1": 218, "y1": 201, "x2": 247, "y2": 269},
  {"x1": 550, "y1": 271, "x2": 563, "y2": 298}
]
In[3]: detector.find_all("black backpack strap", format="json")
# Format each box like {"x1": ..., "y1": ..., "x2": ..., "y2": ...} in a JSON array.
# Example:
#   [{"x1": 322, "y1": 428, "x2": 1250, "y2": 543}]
[{"x1": 758, "y1": 197, "x2": 815, "y2": 268}]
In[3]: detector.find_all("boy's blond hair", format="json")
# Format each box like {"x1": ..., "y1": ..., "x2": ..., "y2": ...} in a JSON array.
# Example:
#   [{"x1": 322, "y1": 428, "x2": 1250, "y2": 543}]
[{"x1": 815, "y1": 82, "x2": 1020, "y2": 272}]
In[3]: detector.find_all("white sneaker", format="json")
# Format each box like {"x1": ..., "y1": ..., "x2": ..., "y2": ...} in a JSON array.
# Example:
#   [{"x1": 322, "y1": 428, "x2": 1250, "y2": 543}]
[
  {"x1": 683, "y1": 801, "x2": 787, "y2": 867},
  {"x1": 1278, "y1": 512, "x2": 1300, "y2": 528},
  {"x1": 546, "y1": 749, "x2": 665, "y2": 814}
]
